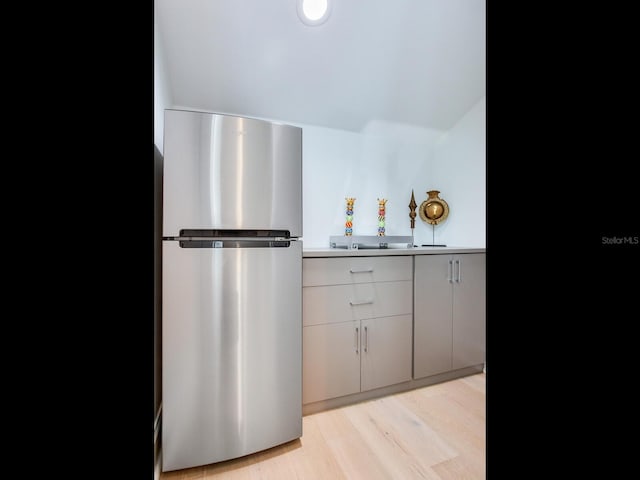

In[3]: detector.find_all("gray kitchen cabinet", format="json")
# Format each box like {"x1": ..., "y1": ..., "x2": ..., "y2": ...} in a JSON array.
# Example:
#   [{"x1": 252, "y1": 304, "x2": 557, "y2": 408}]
[
  {"x1": 302, "y1": 256, "x2": 413, "y2": 404},
  {"x1": 414, "y1": 254, "x2": 453, "y2": 378},
  {"x1": 451, "y1": 253, "x2": 486, "y2": 369},
  {"x1": 303, "y1": 314, "x2": 412, "y2": 404},
  {"x1": 414, "y1": 253, "x2": 485, "y2": 379},
  {"x1": 303, "y1": 321, "x2": 360, "y2": 404},
  {"x1": 361, "y1": 314, "x2": 412, "y2": 391}
]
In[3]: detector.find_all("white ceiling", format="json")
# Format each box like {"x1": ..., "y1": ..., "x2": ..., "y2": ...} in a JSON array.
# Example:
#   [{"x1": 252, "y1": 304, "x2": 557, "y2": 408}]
[{"x1": 155, "y1": 0, "x2": 485, "y2": 133}]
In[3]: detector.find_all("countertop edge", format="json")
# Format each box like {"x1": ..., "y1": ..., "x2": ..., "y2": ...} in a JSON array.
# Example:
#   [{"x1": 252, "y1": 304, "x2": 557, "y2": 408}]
[{"x1": 302, "y1": 247, "x2": 486, "y2": 257}]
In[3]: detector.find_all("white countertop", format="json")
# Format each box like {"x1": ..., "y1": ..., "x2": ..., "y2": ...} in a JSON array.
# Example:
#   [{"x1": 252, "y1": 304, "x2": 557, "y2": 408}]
[{"x1": 303, "y1": 246, "x2": 486, "y2": 257}]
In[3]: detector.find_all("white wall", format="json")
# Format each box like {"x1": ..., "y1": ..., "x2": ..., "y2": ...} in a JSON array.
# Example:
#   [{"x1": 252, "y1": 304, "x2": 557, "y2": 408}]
[
  {"x1": 154, "y1": 8, "x2": 173, "y2": 154},
  {"x1": 300, "y1": 97, "x2": 485, "y2": 248},
  {"x1": 301, "y1": 121, "x2": 443, "y2": 247},
  {"x1": 429, "y1": 96, "x2": 486, "y2": 247}
]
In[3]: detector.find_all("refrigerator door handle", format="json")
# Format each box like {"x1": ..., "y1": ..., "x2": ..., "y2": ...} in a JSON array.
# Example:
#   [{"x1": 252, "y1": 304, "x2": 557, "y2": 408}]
[
  {"x1": 178, "y1": 228, "x2": 291, "y2": 239},
  {"x1": 175, "y1": 236, "x2": 290, "y2": 242},
  {"x1": 177, "y1": 239, "x2": 296, "y2": 249}
]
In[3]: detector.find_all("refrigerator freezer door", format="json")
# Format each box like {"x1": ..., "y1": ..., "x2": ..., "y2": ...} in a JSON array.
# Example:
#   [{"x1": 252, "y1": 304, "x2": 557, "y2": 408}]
[
  {"x1": 163, "y1": 110, "x2": 302, "y2": 238},
  {"x1": 162, "y1": 240, "x2": 302, "y2": 472}
]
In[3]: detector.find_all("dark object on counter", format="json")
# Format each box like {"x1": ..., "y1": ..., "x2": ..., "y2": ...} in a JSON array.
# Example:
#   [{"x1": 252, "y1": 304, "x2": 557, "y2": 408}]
[{"x1": 422, "y1": 244, "x2": 447, "y2": 247}]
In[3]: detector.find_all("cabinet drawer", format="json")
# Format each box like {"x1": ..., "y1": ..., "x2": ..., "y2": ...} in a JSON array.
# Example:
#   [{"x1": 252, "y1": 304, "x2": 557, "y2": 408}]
[
  {"x1": 303, "y1": 256, "x2": 412, "y2": 287},
  {"x1": 303, "y1": 280, "x2": 412, "y2": 326}
]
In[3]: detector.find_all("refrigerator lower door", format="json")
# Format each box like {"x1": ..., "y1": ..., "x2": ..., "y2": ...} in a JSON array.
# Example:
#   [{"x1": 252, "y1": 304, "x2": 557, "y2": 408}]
[{"x1": 162, "y1": 240, "x2": 302, "y2": 472}]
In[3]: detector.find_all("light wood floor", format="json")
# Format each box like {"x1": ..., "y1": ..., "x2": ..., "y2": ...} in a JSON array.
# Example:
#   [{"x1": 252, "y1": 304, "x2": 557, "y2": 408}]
[{"x1": 159, "y1": 373, "x2": 485, "y2": 479}]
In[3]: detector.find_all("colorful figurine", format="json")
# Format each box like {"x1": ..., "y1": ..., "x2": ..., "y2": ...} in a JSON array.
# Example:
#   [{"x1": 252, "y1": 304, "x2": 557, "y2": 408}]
[
  {"x1": 345, "y1": 197, "x2": 356, "y2": 236},
  {"x1": 377, "y1": 198, "x2": 387, "y2": 236}
]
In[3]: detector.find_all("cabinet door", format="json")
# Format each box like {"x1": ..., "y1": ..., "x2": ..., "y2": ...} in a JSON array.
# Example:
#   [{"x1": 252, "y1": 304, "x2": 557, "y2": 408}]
[
  {"x1": 361, "y1": 315, "x2": 412, "y2": 392},
  {"x1": 413, "y1": 255, "x2": 453, "y2": 379},
  {"x1": 303, "y1": 321, "x2": 361, "y2": 404},
  {"x1": 452, "y1": 254, "x2": 486, "y2": 369}
]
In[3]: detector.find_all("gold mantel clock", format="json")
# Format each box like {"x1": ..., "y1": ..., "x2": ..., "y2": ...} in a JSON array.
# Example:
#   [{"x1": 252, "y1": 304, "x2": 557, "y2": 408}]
[{"x1": 419, "y1": 190, "x2": 449, "y2": 225}]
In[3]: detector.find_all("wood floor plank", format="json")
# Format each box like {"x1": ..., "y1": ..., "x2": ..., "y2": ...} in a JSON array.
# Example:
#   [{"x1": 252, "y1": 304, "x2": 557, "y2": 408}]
[
  {"x1": 313, "y1": 408, "x2": 391, "y2": 479},
  {"x1": 293, "y1": 414, "x2": 348, "y2": 480},
  {"x1": 241, "y1": 441, "x2": 300, "y2": 480},
  {"x1": 343, "y1": 396, "x2": 457, "y2": 478},
  {"x1": 438, "y1": 378, "x2": 486, "y2": 418},
  {"x1": 397, "y1": 386, "x2": 485, "y2": 477},
  {"x1": 160, "y1": 373, "x2": 486, "y2": 480},
  {"x1": 160, "y1": 466, "x2": 206, "y2": 479},
  {"x1": 423, "y1": 392, "x2": 485, "y2": 447},
  {"x1": 399, "y1": 386, "x2": 485, "y2": 447},
  {"x1": 432, "y1": 456, "x2": 481, "y2": 479},
  {"x1": 460, "y1": 373, "x2": 486, "y2": 394}
]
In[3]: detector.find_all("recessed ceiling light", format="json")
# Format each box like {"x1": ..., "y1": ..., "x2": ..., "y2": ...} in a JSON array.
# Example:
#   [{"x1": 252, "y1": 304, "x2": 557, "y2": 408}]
[{"x1": 297, "y1": 0, "x2": 331, "y2": 26}]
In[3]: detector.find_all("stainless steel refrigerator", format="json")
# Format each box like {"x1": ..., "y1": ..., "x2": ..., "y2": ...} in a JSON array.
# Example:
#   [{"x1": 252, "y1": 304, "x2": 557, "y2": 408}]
[{"x1": 161, "y1": 109, "x2": 303, "y2": 472}]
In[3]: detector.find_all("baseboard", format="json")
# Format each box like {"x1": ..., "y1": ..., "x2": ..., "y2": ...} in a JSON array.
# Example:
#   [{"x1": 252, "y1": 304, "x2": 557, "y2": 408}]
[{"x1": 303, "y1": 365, "x2": 483, "y2": 415}]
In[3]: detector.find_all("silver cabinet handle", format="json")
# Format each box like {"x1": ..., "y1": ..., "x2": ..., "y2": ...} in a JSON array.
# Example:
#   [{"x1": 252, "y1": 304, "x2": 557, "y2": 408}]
[
  {"x1": 350, "y1": 300, "x2": 374, "y2": 305},
  {"x1": 364, "y1": 326, "x2": 368, "y2": 353},
  {"x1": 455, "y1": 259, "x2": 461, "y2": 283},
  {"x1": 448, "y1": 259, "x2": 453, "y2": 283},
  {"x1": 350, "y1": 268, "x2": 373, "y2": 273},
  {"x1": 355, "y1": 327, "x2": 359, "y2": 354}
]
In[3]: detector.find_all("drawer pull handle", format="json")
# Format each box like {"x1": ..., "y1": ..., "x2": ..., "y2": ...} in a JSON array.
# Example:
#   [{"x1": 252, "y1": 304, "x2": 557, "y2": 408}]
[
  {"x1": 350, "y1": 268, "x2": 373, "y2": 273},
  {"x1": 355, "y1": 327, "x2": 359, "y2": 354},
  {"x1": 350, "y1": 300, "x2": 374, "y2": 306}
]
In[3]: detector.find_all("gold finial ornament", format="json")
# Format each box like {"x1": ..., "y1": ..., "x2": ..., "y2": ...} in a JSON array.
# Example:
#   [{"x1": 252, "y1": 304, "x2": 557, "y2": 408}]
[
  {"x1": 419, "y1": 190, "x2": 449, "y2": 225},
  {"x1": 408, "y1": 190, "x2": 417, "y2": 229}
]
